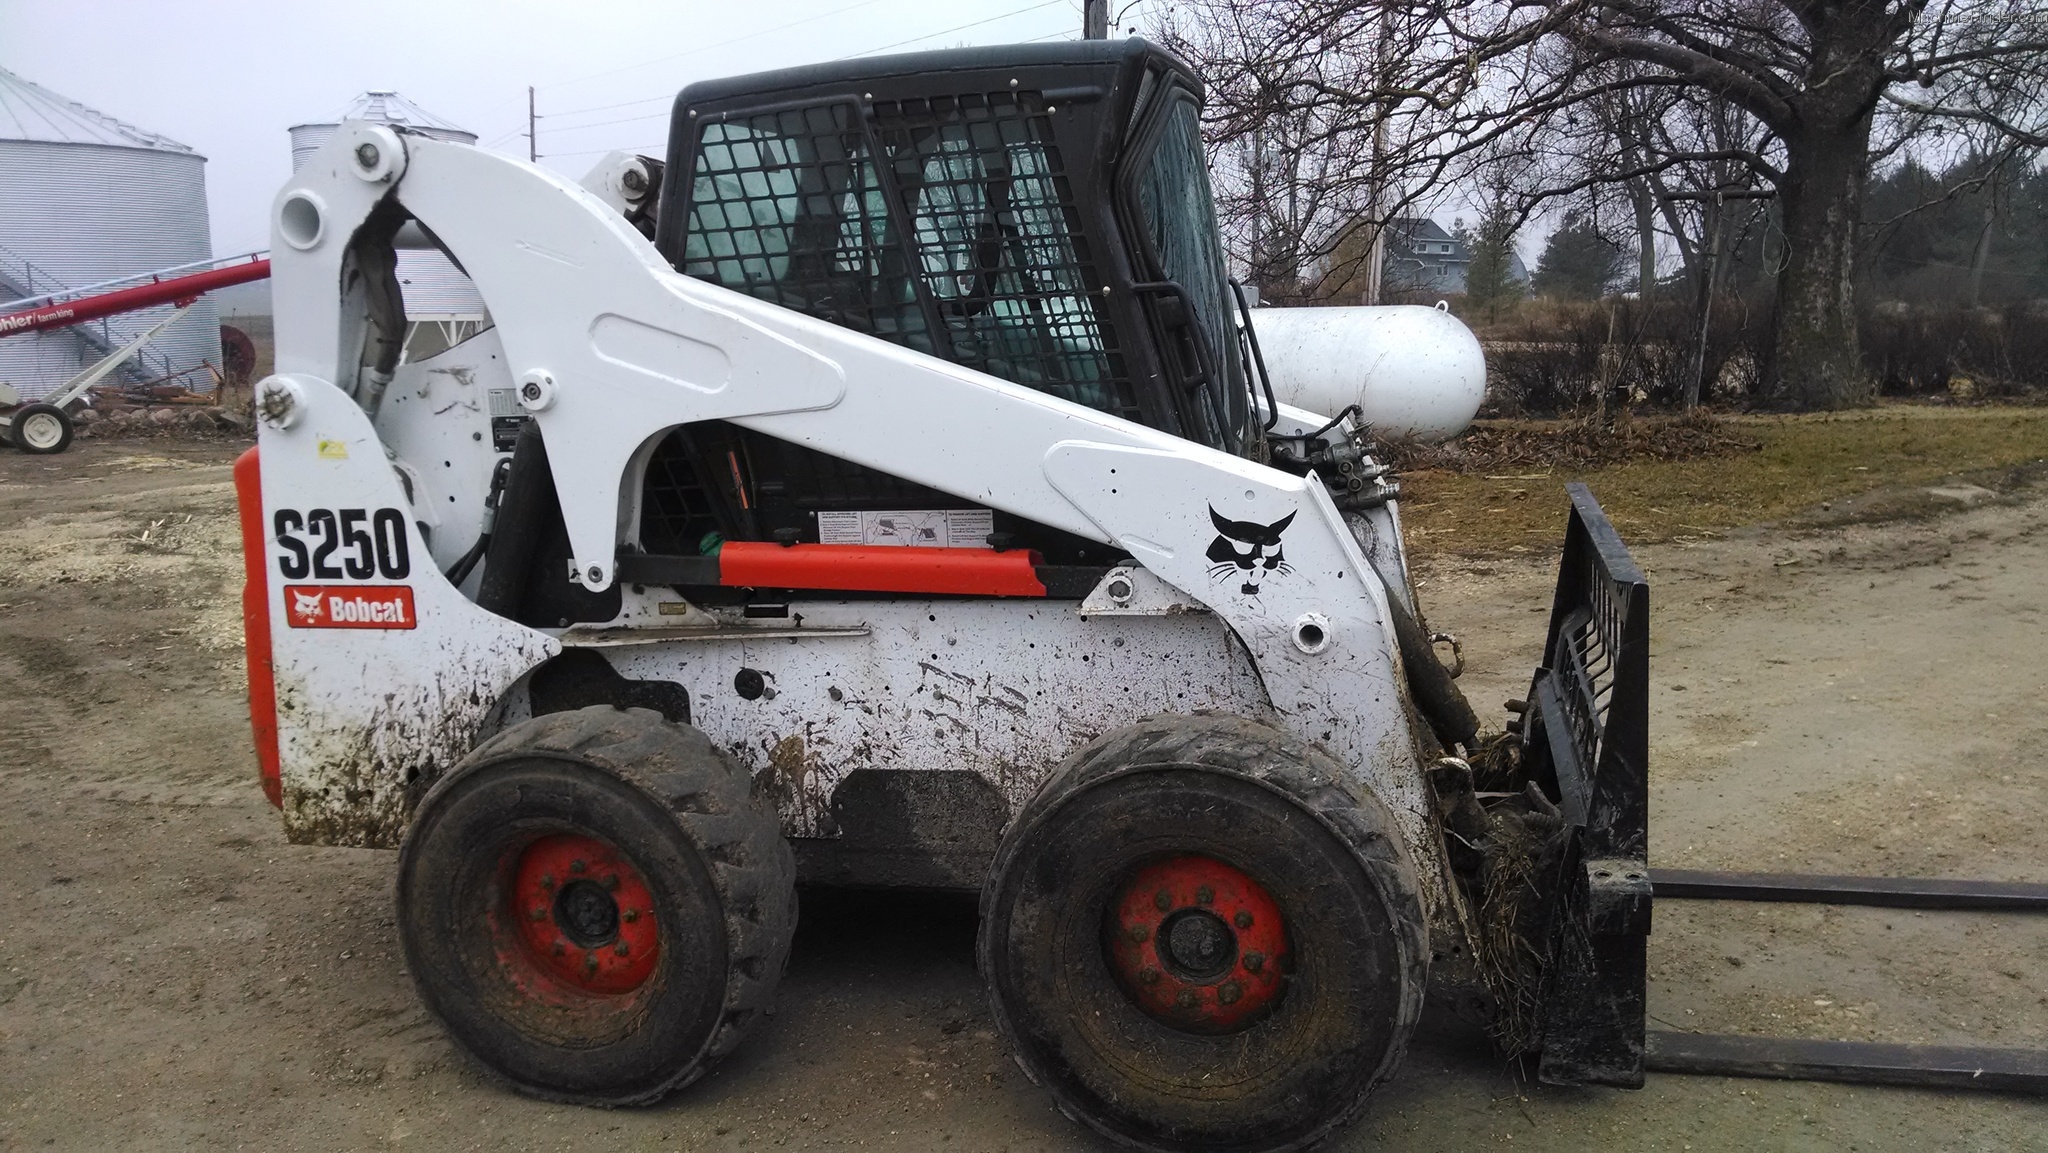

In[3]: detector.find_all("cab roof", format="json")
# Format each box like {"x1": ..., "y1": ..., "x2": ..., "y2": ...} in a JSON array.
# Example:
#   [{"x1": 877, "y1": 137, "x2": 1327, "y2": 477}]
[{"x1": 675, "y1": 37, "x2": 1197, "y2": 108}]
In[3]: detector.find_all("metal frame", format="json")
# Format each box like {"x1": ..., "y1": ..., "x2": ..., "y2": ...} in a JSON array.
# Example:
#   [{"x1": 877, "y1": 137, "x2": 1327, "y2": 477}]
[
  {"x1": 1651, "y1": 868, "x2": 2048, "y2": 912},
  {"x1": 1513, "y1": 490, "x2": 2048, "y2": 1097},
  {"x1": 1646, "y1": 1031, "x2": 2048, "y2": 1094},
  {"x1": 1648, "y1": 870, "x2": 2048, "y2": 1094},
  {"x1": 0, "y1": 303, "x2": 192, "y2": 431},
  {"x1": 1517, "y1": 483, "x2": 1652, "y2": 1089}
]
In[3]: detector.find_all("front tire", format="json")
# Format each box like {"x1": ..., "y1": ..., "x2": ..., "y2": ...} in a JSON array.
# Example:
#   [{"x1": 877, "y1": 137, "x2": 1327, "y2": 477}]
[
  {"x1": 979, "y1": 715, "x2": 1427, "y2": 1153},
  {"x1": 396, "y1": 705, "x2": 795, "y2": 1105},
  {"x1": 10, "y1": 403, "x2": 72, "y2": 454}
]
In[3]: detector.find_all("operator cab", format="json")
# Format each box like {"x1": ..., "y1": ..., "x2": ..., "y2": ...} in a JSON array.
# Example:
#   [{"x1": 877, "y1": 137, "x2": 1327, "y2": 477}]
[{"x1": 628, "y1": 40, "x2": 1255, "y2": 571}]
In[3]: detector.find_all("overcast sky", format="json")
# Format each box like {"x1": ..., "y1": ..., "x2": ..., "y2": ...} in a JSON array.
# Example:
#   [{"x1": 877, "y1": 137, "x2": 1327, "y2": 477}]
[{"x1": 2, "y1": 0, "x2": 1156, "y2": 258}]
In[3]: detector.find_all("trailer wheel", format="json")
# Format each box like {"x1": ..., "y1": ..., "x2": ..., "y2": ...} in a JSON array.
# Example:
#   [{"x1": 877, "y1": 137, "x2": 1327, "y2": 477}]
[
  {"x1": 10, "y1": 404, "x2": 72, "y2": 454},
  {"x1": 980, "y1": 715, "x2": 1427, "y2": 1153},
  {"x1": 397, "y1": 705, "x2": 795, "y2": 1106}
]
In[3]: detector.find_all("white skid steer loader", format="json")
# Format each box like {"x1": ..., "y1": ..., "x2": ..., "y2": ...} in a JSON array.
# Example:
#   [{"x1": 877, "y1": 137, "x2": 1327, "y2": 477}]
[{"x1": 239, "y1": 40, "x2": 1654, "y2": 1152}]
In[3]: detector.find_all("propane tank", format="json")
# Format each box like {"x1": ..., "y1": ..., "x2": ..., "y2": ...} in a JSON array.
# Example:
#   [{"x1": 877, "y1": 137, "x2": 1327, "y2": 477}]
[{"x1": 1247, "y1": 304, "x2": 1486, "y2": 442}]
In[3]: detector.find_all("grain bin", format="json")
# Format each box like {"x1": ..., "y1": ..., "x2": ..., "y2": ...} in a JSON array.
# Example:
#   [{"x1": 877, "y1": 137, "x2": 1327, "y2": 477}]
[
  {"x1": 290, "y1": 92, "x2": 486, "y2": 327},
  {"x1": 0, "y1": 67, "x2": 220, "y2": 398}
]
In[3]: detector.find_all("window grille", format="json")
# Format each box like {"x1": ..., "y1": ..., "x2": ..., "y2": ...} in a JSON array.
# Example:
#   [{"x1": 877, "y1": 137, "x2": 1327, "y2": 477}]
[{"x1": 680, "y1": 92, "x2": 1136, "y2": 421}]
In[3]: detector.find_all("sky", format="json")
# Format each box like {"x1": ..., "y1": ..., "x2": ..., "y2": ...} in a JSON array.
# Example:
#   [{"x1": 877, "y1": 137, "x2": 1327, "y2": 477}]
[{"x1": 0, "y1": 0, "x2": 1159, "y2": 258}]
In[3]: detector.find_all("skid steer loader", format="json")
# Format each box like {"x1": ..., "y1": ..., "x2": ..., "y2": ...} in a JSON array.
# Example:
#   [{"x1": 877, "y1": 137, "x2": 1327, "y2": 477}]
[{"x1": 239, "y1": 39, "x2": 1655, "y2": 1151}]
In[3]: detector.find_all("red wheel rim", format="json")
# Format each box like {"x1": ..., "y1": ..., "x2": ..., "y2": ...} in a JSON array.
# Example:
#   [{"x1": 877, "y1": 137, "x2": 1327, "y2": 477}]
[
  {"x1": 492, "y1": 833, "x2": 661, "y2": 998},
  {"x1": 1106, "y1": 855, "x2": 1289, "y2": 1033}
]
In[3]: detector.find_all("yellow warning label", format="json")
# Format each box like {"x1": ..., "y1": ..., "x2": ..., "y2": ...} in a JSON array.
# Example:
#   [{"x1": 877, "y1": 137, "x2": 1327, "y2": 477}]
[{"x1": 317, "y1": 439, "x2": 348, "y2": 460}]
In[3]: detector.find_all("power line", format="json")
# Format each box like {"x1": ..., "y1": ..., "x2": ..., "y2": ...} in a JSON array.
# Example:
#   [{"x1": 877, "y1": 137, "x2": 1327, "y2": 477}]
[
  {"x1": 542, "y1": 0, "x2": 895, "y2": 91},
  {"x1": 547, "y1": 144, "x2": 668, "y2": 160},
  {"x1": 531, "y1": 2, "x2": 1076, "y2": 162},
  {"x1": 837, "y1": 0, "x2": 1068, "y2": 58},
  {"x1": 542, "y1": 94, "x2": 675, "y2": 121},
  {"x1": 545, "y1": 110, "x2": 671, "y2": 134},
  {"x1": 543, "y1": 1, "x2": 1073, "y2": 124}
]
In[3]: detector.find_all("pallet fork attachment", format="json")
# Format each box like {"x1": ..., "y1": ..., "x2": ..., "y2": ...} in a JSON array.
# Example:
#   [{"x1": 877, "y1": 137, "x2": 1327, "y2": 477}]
[
  {"x1": 1523, "y1": 485, "x2": 2048, "y2": 1095},
  {"x1": 1520, "y1": 483, "x2": 1652, "y2": 1088}
]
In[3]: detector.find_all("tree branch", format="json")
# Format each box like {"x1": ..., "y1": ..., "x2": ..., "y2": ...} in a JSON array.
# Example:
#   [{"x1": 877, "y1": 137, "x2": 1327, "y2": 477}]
[{"x1": 1582, "y1": 30, "x2": 1797, "y2": 129}]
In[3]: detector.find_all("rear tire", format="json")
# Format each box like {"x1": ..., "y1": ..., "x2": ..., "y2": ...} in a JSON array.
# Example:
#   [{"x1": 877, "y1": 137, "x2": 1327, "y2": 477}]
[
  {"x1": 396, "y1": 705, "x2": 795, "y2": 1105},
  {"x1": 979, "y1": 715, "x2": 1427, "y2": 1153},
  {"x1": 10, "y1": 403, "x2": 72, "y2": 454}
]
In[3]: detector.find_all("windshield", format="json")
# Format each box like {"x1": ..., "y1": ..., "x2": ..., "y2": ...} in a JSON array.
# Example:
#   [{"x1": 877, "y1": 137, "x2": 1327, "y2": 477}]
[{"x1": 1131, "y1": 92, "x2": 1245, "y2": 452}]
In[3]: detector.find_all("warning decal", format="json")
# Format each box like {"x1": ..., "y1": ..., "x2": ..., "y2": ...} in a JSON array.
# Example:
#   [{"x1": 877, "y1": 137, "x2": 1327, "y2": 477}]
[{"x1": 815, "y1": 509, "x2": 996, "y2": 549}]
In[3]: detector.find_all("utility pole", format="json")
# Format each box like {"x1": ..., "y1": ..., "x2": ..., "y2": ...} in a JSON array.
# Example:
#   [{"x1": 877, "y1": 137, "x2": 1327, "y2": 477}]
[
  {"x1": 1666, "y1": 187, "x2": 1768, "y2": 409},
  {"x1": 1362, "y1": 13, "x2": 1392, "y2": 304},
  {"x1": 527, "y1": 86, "x2": 538, "y2": 163},
  {"x1": 1083, "y1": 0, "x2": 1109, "y2": 39}
]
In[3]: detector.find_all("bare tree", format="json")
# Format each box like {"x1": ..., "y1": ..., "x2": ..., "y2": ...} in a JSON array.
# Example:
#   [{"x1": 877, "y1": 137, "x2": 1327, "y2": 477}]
[{"x1": 1165, "y1": 0, "x2": 2048, "y2": 410}]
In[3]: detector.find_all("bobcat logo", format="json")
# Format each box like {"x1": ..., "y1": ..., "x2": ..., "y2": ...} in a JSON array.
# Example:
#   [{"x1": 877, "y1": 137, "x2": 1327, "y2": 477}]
[
  {"x1": 293, "y1": 590, "x2": 326, "y2": 621},
  {"x1": 1206, "y1": 506, "x2": 1296, "y2": 596}
]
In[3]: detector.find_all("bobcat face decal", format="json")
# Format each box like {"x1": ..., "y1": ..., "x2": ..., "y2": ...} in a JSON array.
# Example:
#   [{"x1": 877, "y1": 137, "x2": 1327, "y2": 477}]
[
  {"x1": 293, "y1": 589, "x2": 327, "y2": 621},
  {"x1": 1206, "y1": 506, "x2": 1296, "y2": 596}
]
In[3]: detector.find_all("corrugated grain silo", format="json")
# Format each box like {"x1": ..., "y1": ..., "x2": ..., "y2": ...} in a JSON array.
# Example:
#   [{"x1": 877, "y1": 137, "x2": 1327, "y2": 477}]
[
  {"x1": 0, "y1": 67, "x2": 221, "y2": 398},
  {"x1": 290, "y1": 92, "x2": 487, "y2": 327}
]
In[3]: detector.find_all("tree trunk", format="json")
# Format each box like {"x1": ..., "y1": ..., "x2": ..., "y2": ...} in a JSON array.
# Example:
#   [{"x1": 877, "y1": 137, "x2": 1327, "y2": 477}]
[
  {"x1": 1762, "y1": 119, "x2": 1874, "y2": 409},
  {"x1": 1629, "y1": 178, "x2": 1657, "y2": 297},
  {"x1": 1967, "y1": 198, "x2": 1995, "y2": 309}
]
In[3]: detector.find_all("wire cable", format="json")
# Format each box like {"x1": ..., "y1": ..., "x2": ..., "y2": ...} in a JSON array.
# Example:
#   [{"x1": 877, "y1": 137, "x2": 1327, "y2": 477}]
[
  {"x1": 543, "y1": 0, "x2": 895, "y2": 90},
  {"x1": 836, "y1": 0, "x2": 1069, "y2": 58}
]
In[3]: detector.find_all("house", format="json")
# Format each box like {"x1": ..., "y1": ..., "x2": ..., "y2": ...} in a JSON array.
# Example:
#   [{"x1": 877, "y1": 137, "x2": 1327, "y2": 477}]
[{"x1": 1381, "y1": 217, "x2": 1529, "y2": 296}]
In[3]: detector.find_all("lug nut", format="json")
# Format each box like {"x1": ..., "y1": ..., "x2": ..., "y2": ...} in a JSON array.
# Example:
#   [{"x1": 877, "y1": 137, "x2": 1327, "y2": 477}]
[
  {"x1": 1244, "y1": 952, "x2": 1264, "y2": 973},
  {"x1": 585, "y1": 955, "x2": 599, "y2": 974},
  {"x1": 529, "y1": 907, "x2": 547, "y2": 922},
  {"x1": 570, "y1": 859, "x2": 587, "y2": 874},
  {"x1": 1176, "y1": 990, "x2": 1198, "y2": 1008},
  {"x1": 604, "y1": 874, "x2": 620, "y2": 891},
  {"x1": 1138, "y1": 967, "x2": 1160, "y2": 985},
  {"x1": 1219, "y1": 981, "x2": 1243, "y2": 1005},
  {"x1": 1154, "y1": 890, "x2": 1172, "y2": 912},
  {"x1": 622, "y1": 908, "x2": 639, "y2": 924},
  {"x1": 1126, "y1": 924, "x2": 1149, "y2": 943},
  {"x1": 553, "y1": 940, "x2": 566, "y2": 957},
  {"x1": 614, "y1": 941, "x2": 630, "y2": 956},
  {"x1": 540, "y1": 873, "x2": 555, "y2": 889},
  {"x1": 1234, "y1": 910, "x2": 1254, "y2": 929},
  {"x1": 1195, "y1": 886, "x2": 1214, "y2": 906}
]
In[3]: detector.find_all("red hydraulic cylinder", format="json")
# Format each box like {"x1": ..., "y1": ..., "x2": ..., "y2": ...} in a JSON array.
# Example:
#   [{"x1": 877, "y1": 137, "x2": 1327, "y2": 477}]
[{"x1": 0, "y1": 257, "x2": 272, "y2": 338}]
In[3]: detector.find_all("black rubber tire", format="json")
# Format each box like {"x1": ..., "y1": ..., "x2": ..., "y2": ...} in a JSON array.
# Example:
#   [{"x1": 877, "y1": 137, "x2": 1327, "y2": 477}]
[
  {"x1": 396, "y1": 705, "x2": 795, "y2": 1106},
  {"x1": 9, "y1": 403, "x2": 72, "y2": 454},
  {"x1": 979, "y1": 714, "x2": 1428, "y2": 1153}
]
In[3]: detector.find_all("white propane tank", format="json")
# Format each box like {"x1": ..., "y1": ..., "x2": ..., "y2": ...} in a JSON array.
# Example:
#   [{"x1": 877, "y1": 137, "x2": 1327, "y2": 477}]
[{"x1": 1246, "y1": 304, "x2": 1486, "y2": 441}]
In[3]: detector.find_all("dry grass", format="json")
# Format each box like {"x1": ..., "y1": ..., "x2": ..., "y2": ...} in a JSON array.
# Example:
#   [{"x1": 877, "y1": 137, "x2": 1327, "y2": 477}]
[{"x1": 1398, "y1": 404, "x2": 2048, "y2": 557}]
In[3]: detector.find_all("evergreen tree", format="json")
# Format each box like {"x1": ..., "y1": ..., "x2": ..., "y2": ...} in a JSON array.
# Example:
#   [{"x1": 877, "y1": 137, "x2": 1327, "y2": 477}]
[
  {"x1": 1462, "y1": 200, "x2": 1522, "y2": 322},
  {"x1": 1533, "y1": 212, "x2": 1624, "y2": 299}
]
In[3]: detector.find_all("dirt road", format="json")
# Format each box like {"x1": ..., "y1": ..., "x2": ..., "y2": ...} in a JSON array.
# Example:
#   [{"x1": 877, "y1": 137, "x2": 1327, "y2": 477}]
[{"x1": 1, "y1": 440, "x2": 2044, "y2": 1151}]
